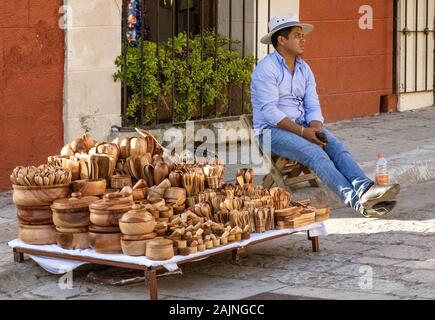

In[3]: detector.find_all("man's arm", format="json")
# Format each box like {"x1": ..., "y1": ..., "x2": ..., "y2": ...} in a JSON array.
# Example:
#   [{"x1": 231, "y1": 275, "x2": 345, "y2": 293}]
[
  {"x1": 304, "y1": 65, "x2": 325, "y2": 130},
  {"x1": 277, "y1": 117, "x2": 305, "y2": 135},
  {"x1": 278, "y1": 118, "x2": 326, "y2": 147}
]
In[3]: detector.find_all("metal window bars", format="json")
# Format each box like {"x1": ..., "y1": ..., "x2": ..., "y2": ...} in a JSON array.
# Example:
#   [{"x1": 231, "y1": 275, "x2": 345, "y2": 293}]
[
  {"x1": 399, "y1": 0, "x2": 435, "y2": 93},
  {"x1": 119, "y1": 0, "x2": 267, "y2": 130}
]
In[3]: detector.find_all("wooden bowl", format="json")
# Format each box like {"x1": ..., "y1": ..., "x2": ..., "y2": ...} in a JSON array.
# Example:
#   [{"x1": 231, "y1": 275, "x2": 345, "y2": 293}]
[
  {"x1": 16, "y1": 205, "x2": 52, "y2": 225},
  {"x1": 120, "y1": 238, "x2": 151, "y2": 256},
  {"x1": 119, "y1": 204, "x2": 156, "y2": 235},
  {"x1": 121, "y1": 233, "x2": 156, "y2": 241},
  {"x1": 159, "y1": 206, "x2": 173, "y2": 219},
  {"x1": 55, "y1": 226, "x2": 88, "y2": 233},
  {"x1": 178, "y1": 246, "x2": 198, "y2": 256},
  {"x1": 132, "y1": 188, "x2": 146, "y2": 201},
  {"x1": 147, "y1": 187, "x2": 165, "y2": 202},
  {"x1": 89, "y1": 194, "x2": 132, "y2": 227},
  {"x1": 119, "y1": 219, "x2": 156, "y2": 236},
  {"x1": 146, "y1": 238, "x2": 174, "y2": 260},
  {"x1": 56, "y1": 232, "x2": 89, "y2": 250},
  {"x1": 90, "y1": 193, "x2": 133, "y2": 211},
  {"x1": 53, "y1": 211, "x2": 90, "y2": 228},
  {"x1": 90, "y1": 210, "x2": 126, "y2": 227},
  {"x1": 19, "y1": 224, "x2": 56, "y2": 245},
  {"x1": 88, "y1": 232, "x2": 122, "y2": 254},
  {"x1": 88, "y1": 224, "x2": 120, "y2": 233},
  {"x1": 72, "y1": 179, "x2": 106, "y2": 196},
  {"x1": 13, "y1": 184, "x2": 70, "y2": 207},
  {"x1": 110, "y1": 175, "x2": 132, "y2": 189},
  {"x1": 150, "y1": 199, "x2": 166, "y2": 210},
  {"x1": 164, "y1": 187, "x2": 186, "y2": 204}
]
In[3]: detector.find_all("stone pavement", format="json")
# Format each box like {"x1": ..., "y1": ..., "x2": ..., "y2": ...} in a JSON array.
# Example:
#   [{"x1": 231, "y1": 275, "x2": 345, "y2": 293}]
[{"x1": 1, "y1": 107, "x2": 435, "y2": 300}]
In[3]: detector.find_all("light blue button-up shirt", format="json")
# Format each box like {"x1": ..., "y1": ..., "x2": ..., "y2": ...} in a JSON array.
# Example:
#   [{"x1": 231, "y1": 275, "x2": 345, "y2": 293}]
[{"x1": 250, "y1": 50, "x2": 324, "y2": 136}]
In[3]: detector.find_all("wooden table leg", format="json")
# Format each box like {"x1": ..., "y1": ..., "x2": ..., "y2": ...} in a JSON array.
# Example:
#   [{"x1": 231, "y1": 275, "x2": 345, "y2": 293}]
[
  {"x1": 232, "y1": 247, "x2": 246, "y2": 263},
  {"x1": 13, "y1": 248, "x2": 24, "y2": 263},
  {"x1": 144, "y1": 269, "x2": 158, "y2": 300},
  {"x1": 311, "y1": 236, "x2": 320, "y2": 253},
  {"x1": 307, "y1": 231, "x2": 320, "y2": 253}
]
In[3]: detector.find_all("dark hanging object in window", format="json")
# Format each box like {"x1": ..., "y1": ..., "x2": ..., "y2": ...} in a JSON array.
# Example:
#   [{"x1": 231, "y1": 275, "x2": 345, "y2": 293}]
[{"x1": 126, "y1": 0, "x2": 151, "y2": 46}]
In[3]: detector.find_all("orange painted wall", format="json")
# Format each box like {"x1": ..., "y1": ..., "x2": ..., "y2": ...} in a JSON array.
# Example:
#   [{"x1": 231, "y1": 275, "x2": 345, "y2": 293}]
[
  {"x1": 300, "y1": 0, "x2": 395, "y2": 122},
  {"x1": 0, "y1": 0, "x2": 64, "y2": 191}
]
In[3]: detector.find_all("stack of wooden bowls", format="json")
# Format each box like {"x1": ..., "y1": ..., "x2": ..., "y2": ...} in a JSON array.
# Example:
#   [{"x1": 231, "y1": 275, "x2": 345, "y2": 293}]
[
  {"x1": 119, "y1": 204, "x2": 157, "y2": 256},
  {"x1": 13, "y1": 184, "x2": 70, "y2": 245},
  {"x1": 88, "y1": 193, "x2": 133, "y2": 253},
  {"x1": 51, "y1": 192, "x2": 99, "y2": 249}
]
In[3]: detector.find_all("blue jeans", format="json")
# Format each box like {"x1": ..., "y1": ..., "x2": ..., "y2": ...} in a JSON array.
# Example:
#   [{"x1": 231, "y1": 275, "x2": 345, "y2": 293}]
[{"x1": 259, "y1": 123, "x2": 374, "y2": 214}]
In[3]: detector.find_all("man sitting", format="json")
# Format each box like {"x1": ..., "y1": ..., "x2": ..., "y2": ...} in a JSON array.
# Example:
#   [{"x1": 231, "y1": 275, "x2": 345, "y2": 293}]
[{"x1": 250, "y1": 13, "x2": 400, "y2": 217}]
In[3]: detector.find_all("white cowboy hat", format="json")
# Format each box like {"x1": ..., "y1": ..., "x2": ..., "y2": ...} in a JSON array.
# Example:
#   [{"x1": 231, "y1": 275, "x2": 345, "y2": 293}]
[{"x1": 260, "y1": 12, "x2": 314, "y2": 45}]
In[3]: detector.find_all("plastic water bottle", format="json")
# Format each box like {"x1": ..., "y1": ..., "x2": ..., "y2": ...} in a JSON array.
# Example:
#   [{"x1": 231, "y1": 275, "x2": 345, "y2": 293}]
[{"x1": 375, "y1": 152, "x2": 390, "y2": 185}]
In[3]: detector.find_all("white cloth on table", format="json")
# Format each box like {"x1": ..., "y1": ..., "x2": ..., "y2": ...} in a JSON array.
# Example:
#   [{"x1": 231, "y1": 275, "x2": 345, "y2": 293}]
[{"x1": 8, "y1": 222, "x2": 327, "y2": 274}]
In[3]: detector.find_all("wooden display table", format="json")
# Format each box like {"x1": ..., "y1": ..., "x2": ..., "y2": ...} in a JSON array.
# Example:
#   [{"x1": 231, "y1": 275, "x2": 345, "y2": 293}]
[{"x1": 10, "y1": 223, "x2": 325, "y2": 300}]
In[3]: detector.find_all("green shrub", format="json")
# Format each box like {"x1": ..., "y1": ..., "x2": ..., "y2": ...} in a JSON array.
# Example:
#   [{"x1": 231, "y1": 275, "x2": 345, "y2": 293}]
[{"x1": 114, "y1": 30, "x2": 255, "y2": 125}]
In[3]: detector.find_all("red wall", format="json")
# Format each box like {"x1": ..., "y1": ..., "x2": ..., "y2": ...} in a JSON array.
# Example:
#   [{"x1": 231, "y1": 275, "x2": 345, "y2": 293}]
[
  {"x1": 0, "y1": 0, "x2": 64, "y2": 191},
  {"x1": 300, "y1": 0, "x2": 395, "y2": 122}
]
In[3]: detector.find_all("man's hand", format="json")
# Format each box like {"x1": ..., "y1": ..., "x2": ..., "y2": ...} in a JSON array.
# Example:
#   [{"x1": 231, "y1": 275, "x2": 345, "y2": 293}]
[
  {"x1": 309, "y1": 120, "x2": 323, "y2": 131},
  {"x1": 303, "y1": 127, "x2": 327, "y2": 147},
  {"x1": 276, "y1": 118, "x2": 326, "y2": 148}
]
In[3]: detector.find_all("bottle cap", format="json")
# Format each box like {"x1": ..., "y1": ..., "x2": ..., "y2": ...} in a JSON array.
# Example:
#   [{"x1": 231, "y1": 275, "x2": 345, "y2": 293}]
[{"x1": 378, "y1": 152, "x2": 385, "y2": 158}]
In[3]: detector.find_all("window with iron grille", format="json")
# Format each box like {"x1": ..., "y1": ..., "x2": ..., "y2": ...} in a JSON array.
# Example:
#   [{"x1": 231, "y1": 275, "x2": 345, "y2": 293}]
[{"x1": 116, "y1": 0, "x2": 266, "y2": 129}]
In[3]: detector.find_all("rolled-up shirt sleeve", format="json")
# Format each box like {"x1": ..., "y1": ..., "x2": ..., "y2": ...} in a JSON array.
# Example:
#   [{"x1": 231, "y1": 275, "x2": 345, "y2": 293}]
[
  {"x1": 303, "y1": 65, "x2": 324, "y2": 124},
  {"x1": 251, "y1": 66, "x2": 288, "y2": 127}
]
